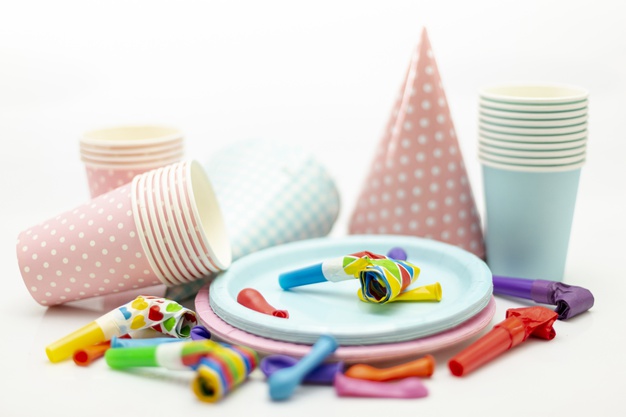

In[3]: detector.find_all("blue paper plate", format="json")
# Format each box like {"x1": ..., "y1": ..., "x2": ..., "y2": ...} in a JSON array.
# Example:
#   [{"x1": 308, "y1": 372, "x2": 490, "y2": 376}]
[{"x1": 209, "y1": 235, "x2": 492, "y2": 345}]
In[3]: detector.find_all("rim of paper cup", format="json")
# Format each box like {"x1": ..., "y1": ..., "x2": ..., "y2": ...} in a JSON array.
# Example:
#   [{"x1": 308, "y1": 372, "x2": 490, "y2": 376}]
[
  {"x1": 131, "y1": 175, "x2": 171, "y2": 286},
  {"x1": 80, "y1": 149, "x2": 185, "y2": 163},
  {"x1": 146, "y1": 167, "x2": 197, "y2": 284},
  {"x1": 479, "y1": 121, "x2": 587, "y2": 135},
  {"x1": 136, "y1": 171, "x2": 181, "y2": 286},
  {"x1": 165, "y1": 164, "x2": 213, "y2": 276},
  {"x1": 479, "y1": 136, "x2": 587, "y2": 150},
  {"x1": 79, "y1": 141, "x2": 184, "y2": 157},
  {"x1": 81, "y1": 125, "x2": 183, "y2": 147},
  {"x1": 479, "y1": 84, "x2": 589, "y2": 104},
  {"x1": 82, "y1": 155, "x2": 184, "y2": 169},
  {"x1": 479, "y1": 143, "x2": 586, "y2": 158},
  {"x1": 479, "y1": 105, "x2": 587, "y2": 120},
  {"x1": 480, "y1": 157, "x2": 586, "y2": 172},
  {"x1": 478, "y1": 150, "x2": 586, "y2": 166},
  {"x1": 478, "y1": 128, "x2": 588, "y2": 143},
  {"x1": 172, "y1": 162, "x2": 220, "y2": 272},
  {"x1": 160, "y1": 164, "x2": 211, "y2": 278},
  {"x1": 183, "y1": 160, "x2": 232, "y2": 270},
  {"x1": 479, "y1": 114, "x2": 588, "y2": 128},
  {"x1": 479, "y1": 98, "x2": 588, "y2": 112},
  {"x1": 79, "y1": 137, "x2": 184, "y2": 152}
]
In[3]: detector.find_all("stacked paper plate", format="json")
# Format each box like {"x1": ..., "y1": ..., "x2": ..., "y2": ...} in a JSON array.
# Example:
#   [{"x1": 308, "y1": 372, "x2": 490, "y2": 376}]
[{"x1": 195, "y1": 235, "x2": 495, "y2": 363}]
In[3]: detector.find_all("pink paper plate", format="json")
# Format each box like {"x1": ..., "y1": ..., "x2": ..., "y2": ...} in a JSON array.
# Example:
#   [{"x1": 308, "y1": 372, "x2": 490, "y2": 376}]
[{"x1": 195, "y1": 284, "x2": 496, "y2": 363}]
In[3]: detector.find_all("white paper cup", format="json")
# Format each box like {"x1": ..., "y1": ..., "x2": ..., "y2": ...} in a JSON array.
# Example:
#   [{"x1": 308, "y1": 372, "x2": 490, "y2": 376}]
[
  {"x1": 478, "y1": 128, "x2": 587, "y2": 143},
  {"x1": 480, "y1": 84, "x2": 589, "y2": 105},
  {"x1": 81, "y1": 125, "x2": 183, "y2": 148},
  {"x1": 481, "y1": 164, "x2": 582, "y2": 281},
  {"x1": 479, "y1": 135, "x2": 587, "y2": 150},
  {"x1": 479, "y1": 106, "x2": 588, "y2": 120},
  {"x1": 479, "y1": 143, "x2": 586, "y2": 158}
]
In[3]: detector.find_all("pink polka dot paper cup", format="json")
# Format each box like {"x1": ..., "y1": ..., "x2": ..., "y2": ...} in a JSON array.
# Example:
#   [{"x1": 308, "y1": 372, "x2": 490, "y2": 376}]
[
  {"x1": 348, "y1": 28, "x2": 485, "y2": 259},
  {"x1": 17, "y1": 160, "x2": 231, "y2": 306},
  {"x1": 80, "y1": 125, "x2": 185, "y2": 198}
]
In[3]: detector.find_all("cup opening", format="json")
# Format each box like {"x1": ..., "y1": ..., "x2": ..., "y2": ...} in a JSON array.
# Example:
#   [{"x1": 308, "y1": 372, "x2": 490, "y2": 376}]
[
  {"x1": 82, "y1": 125, "x2": 182, "y2": 145},
  {"x1": 480, "y1": 84, "x2": 589, "y2": 103},
  {"x1": 188, "y1": 161, "x2": 232, "y2": 269}
]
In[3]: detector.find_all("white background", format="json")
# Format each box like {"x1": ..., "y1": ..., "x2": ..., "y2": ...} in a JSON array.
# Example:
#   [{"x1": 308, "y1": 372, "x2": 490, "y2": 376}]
[{"x1": 1, "y1": 1, "x2": 625, "y2": 416}]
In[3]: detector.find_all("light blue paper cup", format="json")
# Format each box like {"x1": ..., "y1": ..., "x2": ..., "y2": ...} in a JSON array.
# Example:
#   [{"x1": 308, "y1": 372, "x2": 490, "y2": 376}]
[
  {"x1": 165, "y1": 139, "x2": 341, "y2": 300},
  {"x1": 481, "y1": 162, "x2": 582, "y2": 281}
]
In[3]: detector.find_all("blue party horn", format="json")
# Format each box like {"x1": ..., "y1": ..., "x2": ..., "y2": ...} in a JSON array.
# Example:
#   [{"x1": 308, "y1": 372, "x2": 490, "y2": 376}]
[
  {"x1": 268, "y1": 334, "x2": 339, "y2": 400},
  {"x1": 110, "y1": 336, "x2": 185, "y2": 349}
]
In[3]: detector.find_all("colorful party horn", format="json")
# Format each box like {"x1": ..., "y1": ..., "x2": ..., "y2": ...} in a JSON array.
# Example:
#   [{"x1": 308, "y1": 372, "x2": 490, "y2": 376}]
[
  {"x1": 268, "y1": 334, "x2": 338, "y2": 401},
  {"x1": 237, "y1": 288, "x2": 289, "y2": 318},
  {"x1": 363, "y1": 282, "x2": 442, "y2": 303},
  {"x1": 279, "y1": 251, "x2": 432, "y2": 304},
  {"x1": 344, "y1": 354, "x2": 435, "y2": 381},
  {"x1": 449, "y1": 306, "x2": 558, "y2": 376},
  {"x1": 45, "y1": 295, "x2": 196, "y2": 363},
  {"x1": 105, "y1": 339, "x2": 244, "y2": 370},
  {"x1": 492, "y1": 275, "x2": 594, "y2": 320},
  {"x1": 334, "y1": 373, "x2": 429, "y2": 399},
  {"x1": 192, "y1": 345, "x2": 258, "y2": 403}
]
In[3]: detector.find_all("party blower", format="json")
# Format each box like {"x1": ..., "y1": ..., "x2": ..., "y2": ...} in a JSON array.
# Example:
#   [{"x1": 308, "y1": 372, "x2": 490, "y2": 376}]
[
  {"x1": 492, "y1": 275, "x2": 594, "y2": 319},
  {"x1": 45, "y1": 296, "x2": 196, "y2": 363},
  {"x1": 105, "y1": 340, "x2": 258, "y2": 403},
  {"x1": 278, "y1": 251, "x2": 441, "y2": 304},
  {"x1": 448, "y1": 306, "x2": 558, "y2": 377},
  {"x1": 268, "y1": 334, "x2": 338, "y2": 400}
]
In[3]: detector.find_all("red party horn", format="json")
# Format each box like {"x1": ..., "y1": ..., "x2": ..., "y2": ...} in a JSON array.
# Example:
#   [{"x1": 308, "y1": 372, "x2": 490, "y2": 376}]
[
  {"x1": 73, "y1": 342, "x2": 111, "y2": 366},
  {"x1": 449, "y1": 306, "x2": 558, "y2": 376}
]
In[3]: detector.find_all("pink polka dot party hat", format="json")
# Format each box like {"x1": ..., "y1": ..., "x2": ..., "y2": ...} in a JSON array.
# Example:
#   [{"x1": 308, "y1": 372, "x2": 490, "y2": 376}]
[{"x1": 348, "y1": 28, "x2": 485, "y2": 259}]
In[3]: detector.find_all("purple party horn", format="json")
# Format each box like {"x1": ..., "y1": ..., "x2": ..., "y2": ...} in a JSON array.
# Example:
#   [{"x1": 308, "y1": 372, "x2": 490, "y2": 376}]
[{"x1": 492, "y1": 275, "x2": 594, "y2": 320}]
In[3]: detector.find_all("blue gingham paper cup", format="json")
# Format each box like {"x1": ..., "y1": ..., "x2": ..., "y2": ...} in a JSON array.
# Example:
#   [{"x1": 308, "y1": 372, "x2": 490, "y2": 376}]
[{"x1": 165, "y1": 139, "x2": 341, "y2": 300}]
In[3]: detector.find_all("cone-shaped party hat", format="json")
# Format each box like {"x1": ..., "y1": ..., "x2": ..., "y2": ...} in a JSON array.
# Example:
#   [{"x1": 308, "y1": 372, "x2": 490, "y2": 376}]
[{"x1": 348, "y1": 28, "x2": 485, "y2": 259}]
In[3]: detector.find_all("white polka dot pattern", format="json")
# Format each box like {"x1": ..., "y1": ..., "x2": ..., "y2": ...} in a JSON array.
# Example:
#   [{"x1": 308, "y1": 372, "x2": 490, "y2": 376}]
[
  {"x1": 17, "y1": 184, "x2": 159, "y2": 306},
  {"x1": 85, "y1": 165, "x2": 150, "y2": 199},
  {"x1": 348, "y1": 28, "x2": 485, "y2": 259}
]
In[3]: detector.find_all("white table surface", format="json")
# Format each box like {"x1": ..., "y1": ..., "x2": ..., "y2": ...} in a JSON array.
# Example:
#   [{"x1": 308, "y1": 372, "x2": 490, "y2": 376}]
[{"x1": 2, "y1": 1, "x2": 625, "y2": 416}]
